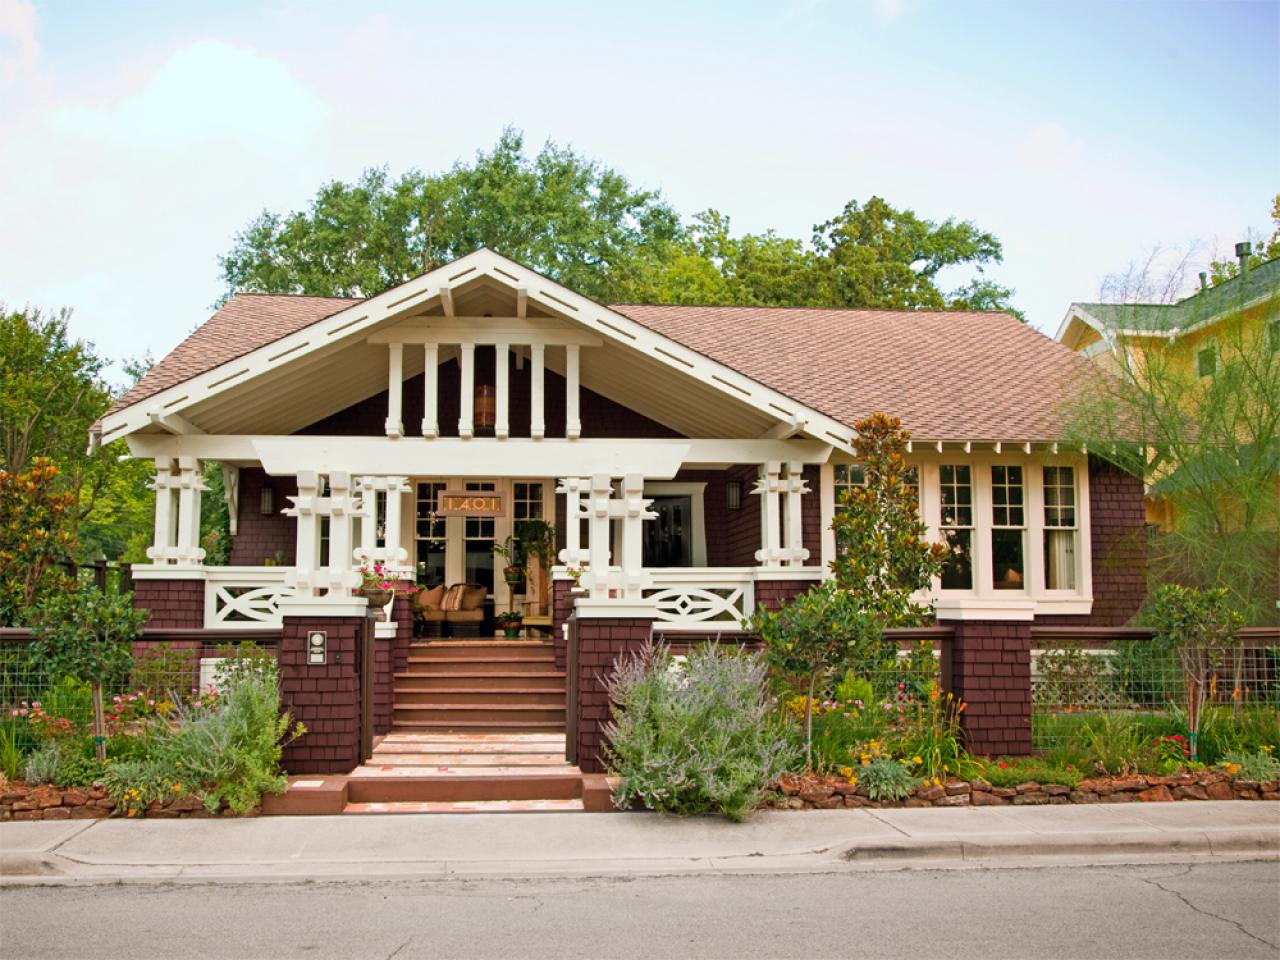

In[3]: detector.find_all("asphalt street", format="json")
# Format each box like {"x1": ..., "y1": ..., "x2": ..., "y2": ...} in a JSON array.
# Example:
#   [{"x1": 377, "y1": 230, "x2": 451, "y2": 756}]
[{"x1": 3, "y1": 860, "x2": 1278, "y2": 960}]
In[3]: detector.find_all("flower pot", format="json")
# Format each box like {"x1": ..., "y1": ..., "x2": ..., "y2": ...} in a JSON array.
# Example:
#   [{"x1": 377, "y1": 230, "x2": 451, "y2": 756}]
[
  {"x1": 502, "y1": 566, "x2": 523, "y2": 585},
  {"x1": 503, "y1": 626, "x2": 521, "y2": 639},
  {"x1": 359, "y1": 587, "x2": 394, "y2": 620}
]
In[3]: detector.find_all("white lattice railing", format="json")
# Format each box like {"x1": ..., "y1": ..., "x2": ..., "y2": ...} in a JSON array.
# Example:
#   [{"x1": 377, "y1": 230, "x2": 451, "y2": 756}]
[
  {"x1": 644, "y1": 568, "x2": 756, "y2": 631},
  {"x1": 204, "y1": 567, "x2": 294, "y2": 628}
]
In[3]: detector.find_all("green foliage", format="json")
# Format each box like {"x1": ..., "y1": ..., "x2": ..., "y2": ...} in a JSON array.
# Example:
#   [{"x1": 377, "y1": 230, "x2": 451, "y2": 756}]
[
  {"x1": 854, "y1": 756, "x2": 920, "y2": 801},
  {"x1": 1189, "y1": 705, "x2": 1280, "y2": 765},
  {"x1": 1035, "y1": 642, "x2": 1120, "y2": 709},
  {"x1": 0, "y1": 459, "x2": 76, "y2": 626},
  {"x1": 803, "y1": 705, "x2": 890, "y2": 775},
  {"x1": 101, "y1": 758, "x2": 181, "y2": 817},
  {"x1": 604, "y1": 645, "x2": 798, "y2": 821},
  {"x1": 834, "y1": 672, "x2": 875, "y2": 709},
  {"x1": 1109, "y1": 637, "x2": 1185, "y2": 708},
  {"x1": 830, "y1": 414, "x2": 949, "y2": 624},
  {"x1": 29, "y1": 587, "x2": 146, "y2": 690},
  {"x1": 129, "y1": 646, "x2": 199, "y2": 701},
  {"x1": 0, "y1": 717, "x2": 25, "y2": 780},
  {"x1": 981, "y1": 758, "x2": 1084, "y2": 789},
  {"x1": 1208, "y1": 195, "x2": 1280, "y2": 284},
  {"x1": 220, "y1": 129, "x2": 1018, "y2": 316},
  {"x1": 1078, "y1": 712, "x2": 1163, "y2": 776},
  {"x1": 1221, "y1": 747, "x2": 1280, "y2": 782},
  {"x1": 516, "y1": 519, "x2": 556, "y2": 561},
  {"x1": 892, "y1": 687, "x2": 983, "y2": 782},
  {"x1": 23, "y1": 743, "x2": 64, "y2": 785},
  {"x1": 211, "y1": 641, "x2": 278, "y2": 694},
  {"x1": 37, "y1": 676, "x2": 95, "y2": 732}
]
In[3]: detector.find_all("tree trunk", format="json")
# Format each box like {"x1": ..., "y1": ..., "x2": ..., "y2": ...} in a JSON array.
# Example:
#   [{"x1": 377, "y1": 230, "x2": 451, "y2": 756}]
[
  {"x1": 805, "y1": 671, "x2": 817, "y2": 771},
  {"x1": 92, "y1": 683, "x2": 106, "y2": 762}
]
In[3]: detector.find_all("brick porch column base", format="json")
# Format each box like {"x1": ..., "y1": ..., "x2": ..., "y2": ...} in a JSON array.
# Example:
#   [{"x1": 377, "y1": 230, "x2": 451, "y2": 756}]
[
  {"x1": 572, "y1": 603, "x2": 655, "y2": 774},
  {"x1": 132, "y1": 572, "x2": 206, "y2": 629},
  {"x1": 552, "y1": 579, "x2": 575, "y2": 671},
  {"x1": 278, "y1": 600, "x2": 370, "y2": 775},
  {"x1": 940, "y1": 618, "x2": 1033, "y2": 758}
]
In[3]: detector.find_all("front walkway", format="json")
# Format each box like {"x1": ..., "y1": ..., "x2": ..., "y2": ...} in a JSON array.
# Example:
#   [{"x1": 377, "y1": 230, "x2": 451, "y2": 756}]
[{"x1": 2, "y1": 801, "x2": 1275, "y2": 885}]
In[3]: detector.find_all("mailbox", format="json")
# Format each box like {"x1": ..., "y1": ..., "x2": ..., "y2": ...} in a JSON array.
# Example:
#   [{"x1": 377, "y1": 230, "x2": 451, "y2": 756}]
[{"x1": 307, "y1": 630, "x2": 327, "y2": 665}]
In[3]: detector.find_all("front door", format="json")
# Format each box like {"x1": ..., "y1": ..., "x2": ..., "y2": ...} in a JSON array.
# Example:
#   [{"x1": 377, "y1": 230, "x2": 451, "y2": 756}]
[{"x1": 643, "y1": 495, "x2": 693, "y2": 567}]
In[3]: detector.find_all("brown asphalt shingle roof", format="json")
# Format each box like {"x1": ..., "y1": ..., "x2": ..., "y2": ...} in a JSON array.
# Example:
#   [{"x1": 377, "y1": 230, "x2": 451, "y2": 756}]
[{"x1": 106, "y1": 294, "x2": 1097, "y2": 441}]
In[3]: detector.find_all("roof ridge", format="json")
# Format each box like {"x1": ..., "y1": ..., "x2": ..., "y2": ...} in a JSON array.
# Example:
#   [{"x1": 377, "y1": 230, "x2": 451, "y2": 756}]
[
  {"x1": 610, "y1": 302, "x2": 1013, "y2": 317},
  {"x1": 231, "y1": 291, "x2": 365, "y2": 301}
]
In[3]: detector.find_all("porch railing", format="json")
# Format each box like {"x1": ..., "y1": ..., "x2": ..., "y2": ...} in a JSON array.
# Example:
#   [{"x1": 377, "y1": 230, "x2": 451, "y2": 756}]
[
  {"x1": 644, "y1": 567, "x2": 757, "y2": 631},
  {"x1": 204, "y1": 566, "x2": 294, "y2": 629}
]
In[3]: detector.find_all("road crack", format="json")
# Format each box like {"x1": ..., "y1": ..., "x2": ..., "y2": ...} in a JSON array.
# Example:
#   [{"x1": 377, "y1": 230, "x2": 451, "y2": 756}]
[{"x1": 1138, "y1": 864, "x2": 1278, "y2": 951}]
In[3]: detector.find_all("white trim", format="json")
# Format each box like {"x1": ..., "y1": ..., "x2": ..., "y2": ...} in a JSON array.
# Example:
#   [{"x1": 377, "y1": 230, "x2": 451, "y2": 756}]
[
  {"x1": 643, "y1": 482, "x2": 708, "y2": 566},
  {"x1": 934, "y1": 598, "x2": 1036, "y2": 621},
  {"x1": 130, "y1": 564, "x2": 208, "y2": 581},
  {"x1": 574, "y1": 598, "x2": 658, "y2": 619},
  {"x1": 276, "y1": 597, "x2": 369, "y2": 618}
]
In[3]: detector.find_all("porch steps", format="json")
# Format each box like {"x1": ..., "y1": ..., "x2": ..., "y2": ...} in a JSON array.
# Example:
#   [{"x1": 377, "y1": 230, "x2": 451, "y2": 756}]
[{"x1": 341, "y1": 732, "x2": 585, "y2": 813}]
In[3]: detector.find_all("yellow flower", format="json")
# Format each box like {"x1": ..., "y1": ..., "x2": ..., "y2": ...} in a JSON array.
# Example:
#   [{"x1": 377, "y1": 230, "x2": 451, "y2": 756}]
[
  {"x1": 839, "y1": 766, "x2": 854, "y2": 778},
  {"x1": 861, "y1": 759, "x2": 871, "y2": 767},
  {"x1": 913, "y1": 756, "x2": 922, "y2": 765}
]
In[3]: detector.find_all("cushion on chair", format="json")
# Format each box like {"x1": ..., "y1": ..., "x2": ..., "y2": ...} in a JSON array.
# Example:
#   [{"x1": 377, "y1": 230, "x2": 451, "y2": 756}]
[
  {"x1": 444, "y1": 608, "x2": 484, "y2": 623},
  {"x1": 459, "y1": 584, "x2": 488, "y2": 611},
  {"x1": 440, "y1": 584, "x2": 466, "y2": 611},
  {"x1": 415, "y1": 584, "x2": 445, "y2": 612}
]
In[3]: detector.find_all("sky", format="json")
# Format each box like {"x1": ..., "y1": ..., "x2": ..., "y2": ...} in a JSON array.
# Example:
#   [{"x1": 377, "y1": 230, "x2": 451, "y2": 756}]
[{"x1": 1, "y1": 0, "x2": 1277, "y2": 387}]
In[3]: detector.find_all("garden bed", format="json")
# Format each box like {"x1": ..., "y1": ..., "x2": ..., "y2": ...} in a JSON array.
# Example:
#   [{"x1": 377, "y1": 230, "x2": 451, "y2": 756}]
[
  {"x1": 769, "y1": 770, "x2": 1280, "y2": 810},
  {"x1": 0, "y1": 780, "x2": 260, "y2": 820}
]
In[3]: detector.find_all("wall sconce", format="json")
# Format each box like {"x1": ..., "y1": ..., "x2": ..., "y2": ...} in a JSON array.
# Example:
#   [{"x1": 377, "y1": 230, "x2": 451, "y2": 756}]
[
  {"x1": 475, "y1": 384, "x2": 496, "y2": 431},
  {"x1": 260, "y1": 484, "x2": 275, "y2": 516},
  {"x1": 726, "y1": 479, "x2": 743, "y2": 511}
]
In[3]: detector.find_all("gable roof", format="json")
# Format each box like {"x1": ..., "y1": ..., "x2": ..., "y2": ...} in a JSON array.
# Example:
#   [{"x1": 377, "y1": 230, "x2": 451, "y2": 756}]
[{"x1": 103, "y1": 251, "x2": 1098, "y2": 444}]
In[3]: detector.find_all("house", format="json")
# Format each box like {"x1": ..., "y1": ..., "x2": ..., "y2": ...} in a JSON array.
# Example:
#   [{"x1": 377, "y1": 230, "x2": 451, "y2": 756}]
[
  {"x1": 97, "y1": 248, "x2": 1148, "y2": 781},
  {"x1": 1058, "y1": 250, "x2": 1280, "y2": 531}
]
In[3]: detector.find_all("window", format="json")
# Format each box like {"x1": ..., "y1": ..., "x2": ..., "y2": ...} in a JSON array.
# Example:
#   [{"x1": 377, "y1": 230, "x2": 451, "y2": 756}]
[
  {"x1": 1043, "y1": 466, "x2": 1078, "y2": 590},
  {"x1": 833, "y1": 464, "x2": 865, "y2": 511},
  {"x1": 414, "y1": 481, "x2": 447, "y2": 586},
  {"x1": 990, "y1": 465, "x2": 1025, "y2": 591},
  {"x1": 464, "y1": 480, "x2": 496, "y2": 594},
  {"x1": 939, "y1": 465, "x2": 973, "y2": 590},
  {"x1": 511, "y1": 482, "x2": 546, "y2": 592},
  {"x1": 1196, "y1": 343, "x2": 1217, "y2": 378}
]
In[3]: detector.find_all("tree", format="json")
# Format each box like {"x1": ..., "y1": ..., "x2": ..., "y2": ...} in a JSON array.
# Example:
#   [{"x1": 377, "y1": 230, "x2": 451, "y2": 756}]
[
  {"x1": 220, "y1": 129, "x2": 1021, "y2": 317},
  {"x1": 751, "y1": 414, "x2": 949, "y2": 767},
  {"x1": 0, "y1": 458, "x2": 75, "y2": 626},
  {"x1": 29, "y1": 585, "x2": 147, "y2": 761},
  {"x1": 1209, "y1": 194, "x2": 1280, "y2": 284}
]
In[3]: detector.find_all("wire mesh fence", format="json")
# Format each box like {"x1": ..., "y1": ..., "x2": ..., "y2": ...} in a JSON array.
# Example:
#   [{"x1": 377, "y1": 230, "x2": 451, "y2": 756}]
[{"x1": 1031, "y1": 630, "x2": 1280, "y2": 753}]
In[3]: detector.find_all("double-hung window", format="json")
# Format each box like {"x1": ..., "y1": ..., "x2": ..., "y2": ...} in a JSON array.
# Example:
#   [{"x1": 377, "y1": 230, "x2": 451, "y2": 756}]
[
  {"x1": 414, "y1": 481, "x2": 447, "y2": 586},
  {"x1": 990, "y1": 465, "x2": 1026, "y2": 590},
  {"x1": 939, "y1": 465, "x2": 974, "y2": 590},
  {"x1": 1042, "y1": 466, "x2": 1078, "y2": 590}
]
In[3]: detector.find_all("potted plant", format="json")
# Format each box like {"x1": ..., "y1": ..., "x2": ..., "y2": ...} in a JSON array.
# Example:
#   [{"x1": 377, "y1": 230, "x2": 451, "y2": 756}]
[
  {"x1": 356, "y1": 556, "x2": 395, "y2": 620},
  {"x1": 517, "y1": 520, "x2": 556, "y2": 614},
  {"x1": 493, "y1": 535, "x2": 524, "y2": 585},
  {"x1": 496, "y1": 610, "x2": 523, "y2": 639}
]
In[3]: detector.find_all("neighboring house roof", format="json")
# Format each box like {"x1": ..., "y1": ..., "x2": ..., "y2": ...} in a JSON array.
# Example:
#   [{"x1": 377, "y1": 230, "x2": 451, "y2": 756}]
[
  {"x1": 105, "y1": 253, "x2": 1099, "y2": 443},
  {"x1": 1060, "y1": 256, "x2": 1280, "y2": 344}
]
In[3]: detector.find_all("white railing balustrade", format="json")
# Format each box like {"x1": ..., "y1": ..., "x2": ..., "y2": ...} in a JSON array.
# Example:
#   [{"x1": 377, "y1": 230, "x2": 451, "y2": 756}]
[
  {"x1": 644, "y1": 568, "x2": 756, "y2": 631},
  {"x1": 205, "y1": 567, "x2": 294, "y2": 628}
]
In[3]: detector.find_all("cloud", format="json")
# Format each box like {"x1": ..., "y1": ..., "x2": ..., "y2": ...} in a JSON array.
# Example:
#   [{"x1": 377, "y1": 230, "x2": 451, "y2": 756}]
[
  {"x1": 0, "y1": 40, "x2": 333, "y2": 377},
  {"x1": 871, "y1": 0, "x2": 906, "y2": 22},
  {"x1": 0, "y1": 0, "x2": 37, "y2": 82}
]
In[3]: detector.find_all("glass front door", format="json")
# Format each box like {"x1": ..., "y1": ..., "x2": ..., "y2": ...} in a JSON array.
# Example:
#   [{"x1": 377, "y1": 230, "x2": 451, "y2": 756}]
[{"x1": 643, "y1": 495, "x2": 692, "y2": 567}]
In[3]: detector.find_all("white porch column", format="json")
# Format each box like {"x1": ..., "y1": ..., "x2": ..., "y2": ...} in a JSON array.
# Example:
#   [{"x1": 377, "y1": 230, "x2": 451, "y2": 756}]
[
  {"x1": 355, "y1": 476, "x2": 411, "y2": 570},
  {"x1": 620, "y1": 473, "x2": 655, "y2": 599},
  {"x1": 495, "y1": 341, "x2": 510, "y2": 439},
  {"x1": 385, "y1": 342, "x2": 404, "y2": 439},
  {"x1": 783, "y1": 460, "x2": 811, "y2": 567},
  {"x1": 530, "y1": 344, "x2": 545, "y2": 439},
  {"x1": 220, "y1": 464, "x2": 240, "y2": 537},
  {"x1": 285, "y1": 472, "x2": 363, "y2": 599},
  {"x1": 147, "y1": 458, "x2": 178, "y2": 564},
  {"x1": 288, "y1": 471, "x2": 321, "y2": 595},
  {"x1": 556, "y1": 477, "x2": 589, "y2": 565},
  {"x1": 754, "y1": 461, "x2": 783, "y2": 568},
  {"x1": 459, "y1": 342, "x2": 475, "y2": 439},
  {"x1": 173, "y1": 456, "x2": 206, "y2": 567},
  {"x1": 565, "y1": 344, "x2": 581, "y2": 440},
  {"x1": 422, "y1": 342, "x2": 439, "y2": 438},
  {"x1": 585, "y1": 474, "x2": 613, "y2": 599}
]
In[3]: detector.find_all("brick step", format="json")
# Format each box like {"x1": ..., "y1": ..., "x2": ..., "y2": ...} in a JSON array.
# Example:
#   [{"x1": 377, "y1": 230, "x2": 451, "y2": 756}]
[
  {"x1": 393, "y1": 688, "x2": 565, "y2": 706},
  {"x1": 412, "y1": 644, "x2": 555, "y2": 660},
  {"x1": 393, "y1": 671, "x2": 566, "y2": 689},
  {"x1": 413, "y1": 640, "x2": 556, "y2": 653},
  {"x1": 391, "y1": 720, "x2": 565, "y2": 734},
  {"x1": 344, "y1": 798, "x2": 585, "y2": 814},
  {"x1": 402, "y1": 657, "x2": 556, "y2": 675},
  {"x1": 393, "y1": 703, "x2": 566, "y2": 724},
  {"x1": 368, "y1": 752, "x2": 570, "y2": 766},
  {"x1": 346, "y1": 771, "x2": 583, "y2": 804},
  {"x1": 376, "y1": 732, "x2": 566, "y2": 749}
]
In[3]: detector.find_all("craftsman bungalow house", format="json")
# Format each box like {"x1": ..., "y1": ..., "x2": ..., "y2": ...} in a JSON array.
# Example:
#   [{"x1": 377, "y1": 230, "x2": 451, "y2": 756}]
[{"x1": 97, "y1": 248, "x2": 1146, "y2": 792}]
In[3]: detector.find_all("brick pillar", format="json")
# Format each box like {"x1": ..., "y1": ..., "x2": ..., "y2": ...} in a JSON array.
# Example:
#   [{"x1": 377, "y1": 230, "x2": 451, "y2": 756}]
[
  {"x1": 278, "y1": 604, "x2": 369, "y2": 775},
  {"x1": 941, "y1": 619, "x2": 1033, "y2": 758},
  {"x1": 572, "y1": 611, "x2": 654, "y2": 774},
  {"x1": 133, "y1": 575, "x2": 205, "y2": 629},
  {"x1": 753, "y1": 577, "x2": 819, "y2": 612},
  {"x1": 374, "y1": 592, "x2": 415, "y2": 737},
  {"x1": 552, "y1": 579, "x2": 575, "y2": 670}
]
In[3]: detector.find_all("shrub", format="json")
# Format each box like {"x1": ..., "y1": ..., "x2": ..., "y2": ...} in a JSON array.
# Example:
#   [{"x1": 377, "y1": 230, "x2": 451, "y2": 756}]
[
  {"x1": 1080, "y1": 712, "x2": 1162, "y2": 776},
  {"x1": 891, "y1": 683, "x2": 982, "y2": 782},
  {"x1": 102, "y1": 758, "x2": 183, "y2": 817},
  {"x1": 23, "y1": 743, "x2": 64, "y2": 785},
  {"x1": 1220, "y1": 748, "x2": 1280, "y2": 782},
  {"x1": 981, "y1": 758, "x2": 1083, "y2": 789},
  {"x1": 0, "y1": 716, "x2": 23, "y2": 780},
  {"x1": 854, "y1": 755, "x2": 920, "y2": 801},
  {"x1": 1190, "y1": 705, "x2": 1280, "y2": 765},
  {"x1": 604, "y1": 644, "x2": 798, "y2": 821},
  {"x1": 802, "y1": 703, "x2": 889, "y2": 775}
]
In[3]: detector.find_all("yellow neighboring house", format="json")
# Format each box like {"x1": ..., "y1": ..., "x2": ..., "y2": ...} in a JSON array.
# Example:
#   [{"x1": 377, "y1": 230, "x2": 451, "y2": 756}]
[{"x1": 1057, "y1": 251, "x2": 1280, "y2": 531}]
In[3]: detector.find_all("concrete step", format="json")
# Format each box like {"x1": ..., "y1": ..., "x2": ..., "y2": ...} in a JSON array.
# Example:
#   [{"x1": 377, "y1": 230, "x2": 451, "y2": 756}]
[
  {"x1": 346, "y1": 771, "x2": 583, "y2": 804},
  {"x1": 375, "y1": 732, "x2": 566, "y2": 749},
  {"x1": 393, "y1": 688, "x2": 565, "y2": 706},
  {"x1": 343, "y1": 798, "x2": 585, "y2": 814},
  {"x1": 394, "y1": 671, "x2": 566, "y2": 689},
  {"x1": 368, "y1": 752, "x2": 570, "y2": 767},
  {"x1": 391, "y1": 720, "x2": 566, "y2": 734}
]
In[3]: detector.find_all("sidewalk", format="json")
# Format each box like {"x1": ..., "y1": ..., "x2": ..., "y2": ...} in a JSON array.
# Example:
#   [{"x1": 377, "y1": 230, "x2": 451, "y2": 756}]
[{"x1": 2, "y1": 801, "x2": 1277, "y2": 885}]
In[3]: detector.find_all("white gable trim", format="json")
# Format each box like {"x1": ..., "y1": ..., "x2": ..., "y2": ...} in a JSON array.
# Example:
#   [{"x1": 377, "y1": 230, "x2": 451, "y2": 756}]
[{"x1": 100, "y1": 249, "x2": 860, "y2": 453}]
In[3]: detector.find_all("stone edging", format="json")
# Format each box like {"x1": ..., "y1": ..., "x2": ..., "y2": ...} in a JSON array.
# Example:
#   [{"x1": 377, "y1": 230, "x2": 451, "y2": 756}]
[
  {"x1": 0, "y1": 783, "x2": 258, "y2": 820},
  {"x1": 770, "y1": 770, "x2": 1280, "y2": 809}
]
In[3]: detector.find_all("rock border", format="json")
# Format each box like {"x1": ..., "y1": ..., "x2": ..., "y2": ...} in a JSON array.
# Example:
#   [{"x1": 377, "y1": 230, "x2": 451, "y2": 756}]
[
  {"x1": 770, "y1": 770, "x2": 1280, "y2": 809},
  {"x1": 0, "y1": 782, "x2": 258, "y2": 820}
]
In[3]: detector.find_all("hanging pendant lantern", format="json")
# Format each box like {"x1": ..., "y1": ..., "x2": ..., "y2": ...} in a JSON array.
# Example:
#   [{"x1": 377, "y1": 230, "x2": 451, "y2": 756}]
[{"x1": 475, "y1": 384, "x2": 496, "y2": 430}]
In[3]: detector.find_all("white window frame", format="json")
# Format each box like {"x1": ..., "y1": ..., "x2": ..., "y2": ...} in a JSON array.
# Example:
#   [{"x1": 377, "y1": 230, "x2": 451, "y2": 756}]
[
  {"x1": 938, "y1": 463, "x2": 977, "y2": 595},
  {"x1": 642, "y1": 481, "x2": 707, "y2": 567}
]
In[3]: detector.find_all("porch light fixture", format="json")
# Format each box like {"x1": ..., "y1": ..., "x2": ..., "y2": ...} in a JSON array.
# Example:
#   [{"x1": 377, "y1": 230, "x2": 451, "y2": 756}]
[
  {"x1": 260, "y1": 484, "x2": 275, "y2": 516},
  {"x1": 475, "y1": 384, "x2": 496, "y2": 430},
  {"x1": 726, "y1": 479, "x2": 743, "y2": 511}
]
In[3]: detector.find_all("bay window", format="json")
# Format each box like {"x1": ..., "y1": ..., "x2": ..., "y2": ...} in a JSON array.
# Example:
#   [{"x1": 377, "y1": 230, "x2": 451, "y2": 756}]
[
  {"x1": 939, "y1": 465, "x2": 973, "y2": 590},
  {"x1": 990, "y1": 465, "x2": 1025, "y2": 590},
  {"x1": 1042, "y1": 465, "x2": 1078, "y2": 590}
]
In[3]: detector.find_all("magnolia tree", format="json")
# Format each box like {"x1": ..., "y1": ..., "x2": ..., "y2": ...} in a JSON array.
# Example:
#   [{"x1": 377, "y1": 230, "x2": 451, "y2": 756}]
[
  {"x1": 752, "y1": 413, "x2": 948, "y2": 767},
  {"x1": 0, "y1": 458, "x2": 75, "y2": 627}
]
